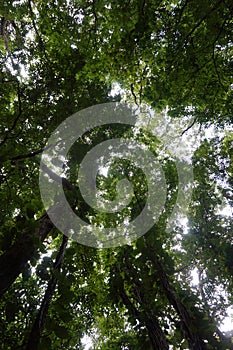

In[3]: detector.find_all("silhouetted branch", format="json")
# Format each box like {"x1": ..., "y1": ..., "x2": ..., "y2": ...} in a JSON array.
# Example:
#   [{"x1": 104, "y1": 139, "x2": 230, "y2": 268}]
[
  {"x1": 0, "y1": 78, "x2": 22, "y2": 146},
  {"x1": 26, "y1": 235, "x2": 68, "y2": 350}
]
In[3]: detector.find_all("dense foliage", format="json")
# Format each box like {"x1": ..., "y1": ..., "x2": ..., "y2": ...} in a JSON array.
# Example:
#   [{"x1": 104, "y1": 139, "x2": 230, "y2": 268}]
[{"x1": 0, "y1": 0, "x2": 232, "y2": 349}]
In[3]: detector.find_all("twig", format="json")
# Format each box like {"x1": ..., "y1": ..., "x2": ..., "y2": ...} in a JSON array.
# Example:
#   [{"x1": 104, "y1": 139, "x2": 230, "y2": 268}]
[
  {"x1": 180, "y1": 117, "x2": 197, "y2": 136},
  {"x1": 130, "y1": 83, "x2": 139, "y2": 106}
]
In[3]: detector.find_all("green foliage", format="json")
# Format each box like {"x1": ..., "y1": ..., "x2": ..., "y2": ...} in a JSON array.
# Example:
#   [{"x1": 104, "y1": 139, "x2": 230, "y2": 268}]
[{"x1": 0, "y1": 0, "x2": 232, "y2": 349}]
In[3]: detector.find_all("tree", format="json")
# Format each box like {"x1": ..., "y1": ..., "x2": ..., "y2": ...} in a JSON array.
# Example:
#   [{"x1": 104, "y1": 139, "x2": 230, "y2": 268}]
[{"x1": 0, "y1": 0, "x2": 232, "y2": 349}]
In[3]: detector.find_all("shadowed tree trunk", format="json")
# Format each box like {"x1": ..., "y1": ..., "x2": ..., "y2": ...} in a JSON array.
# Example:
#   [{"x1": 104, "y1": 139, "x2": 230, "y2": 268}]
[
  {"x1": 0, "y1": 213, "x2": 53, "y2": 297},
  {"x1": 119, "y1": 285, "x2": 169, "y2": 350},
  {"x1": 26, "y1": 234, "x2": 68, "y2": 350},
  {"x1": 146, "y1": 244, "x2": 207, "y2": 350},
  {"x1": 0, "y1": 168, "x2": 76, "y2": 298}
]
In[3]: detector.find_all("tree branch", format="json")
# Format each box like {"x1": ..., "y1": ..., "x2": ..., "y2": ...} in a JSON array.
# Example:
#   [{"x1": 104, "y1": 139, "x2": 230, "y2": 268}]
[
  {"x1": 40, "y1": 161, "x2": 77, "y2": 191},
  {"x1": 28, "y1": 0, "x2": 50, "y2": 63},
  {"x1": 145, "y1": 242, "x2": 207, "y2": 349},
  {"x1": 0, "y1": 78, "x2": 22, "y2": 146},
  {"x1": 10, "y1": 148, "x2": 44, "y2": 161},
  {"x1": 26, "y1": 234, "x2": 68, "y2": 350},
  {"x1": 180, "y1": 117, "x2": 197, "y2": 136},
  {"x1": 92, "y1": 0, "x2": 98, "y2": 34},
  {"x1": 184, "y1": 0, "x2": 224, "y2": 41},
  {"x1": 130, "y1": 83, "x2": 139, "y2": 106},
  {"x1": 0, "y1": 164, "x2": 77, "y2": 297}
]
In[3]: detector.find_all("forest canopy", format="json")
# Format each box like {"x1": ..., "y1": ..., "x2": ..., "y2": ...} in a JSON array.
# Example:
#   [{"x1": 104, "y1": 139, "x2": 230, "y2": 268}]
[{"x1": 0, "y1": 0, "x2": 233, "y2": 349}]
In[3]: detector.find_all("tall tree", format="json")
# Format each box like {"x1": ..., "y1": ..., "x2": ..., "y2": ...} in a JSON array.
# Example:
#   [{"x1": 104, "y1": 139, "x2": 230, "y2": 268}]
[{"x1": 0, "y1": 0, "x2": 232, "y2": 349}]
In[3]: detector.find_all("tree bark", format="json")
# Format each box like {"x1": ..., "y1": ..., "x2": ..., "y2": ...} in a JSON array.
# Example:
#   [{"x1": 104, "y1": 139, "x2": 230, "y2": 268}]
[
  {"x1": 119, "y1": 283, "x2": 169, "y2": 350},
  {"x1": 0, "y1": 213, "x2": 53, "y2": 298},
  {"x1": 147, "y1": 245, "x2": 206, "y2": 350},
  {"x1": 0, "y1": 166, "x2": 76, "y2": 298},
  {"x1": 26, "y1": 235, "x2": 68, "y2": 350}
]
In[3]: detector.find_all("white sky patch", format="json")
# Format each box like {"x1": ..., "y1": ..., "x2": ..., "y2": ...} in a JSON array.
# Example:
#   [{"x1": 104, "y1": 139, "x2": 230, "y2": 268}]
[
  {"x1": 220, "y1": 307, "x2": 233, "y2": 332},
  {"x1": 99, "y1": 165, "x2": 110, "y2": 177},
  {"x1": 203, "y1": 122, "x2": 233, "y2": 141},
  {"x1": 217, "y1": 203, "x2": 232, "y2": 217},
  {"x1": 26, "y1": 29, "x2": 35, "y2": 42},
  {"x1": 13, "y1": 208, "x2": 21, "y2": 217},
  {"x1": 109, "y1": 82, "x2": 122, "y2": 97},
  {"x1": 81, "y1": 334, "x2": 93, "y2": 350},
  {"x1": 135, "y1": 106, "x2": 201, "y2": 164},
  {"x1": 189, "y1": 268, "x2": 233, "y2": 333},
  {"x1": 190, "y1": 267, "x2": 199, "y2": 286},
  {"x1": 19, "y1": 64, "x2": 29, "y2": 80},
  {"x1": 180, "y1": 217, "x2": 189, "y2": 234}
]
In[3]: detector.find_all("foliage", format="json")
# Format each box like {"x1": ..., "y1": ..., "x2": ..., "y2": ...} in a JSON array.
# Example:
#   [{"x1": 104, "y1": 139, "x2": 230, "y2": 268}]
[{"x1": 0, "y1": 0, "x2": 232, "y2": 349}]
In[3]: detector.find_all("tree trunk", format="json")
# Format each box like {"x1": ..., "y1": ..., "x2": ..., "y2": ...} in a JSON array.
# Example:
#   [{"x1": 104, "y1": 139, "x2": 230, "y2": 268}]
[
  {"x1": 147, "y1": 245, "x2": 206, "y2": 350},
  {"x1": 0, "y1": 170, "x2": 76, "y2": 298},
  {"x1": 0, "y1": 213, "x2": 53, "y2": 297},
  {"x1": 119, "y1": 284, "x2": 169, "y2": 350},
  {"x1": 145, "y1": 315, "x2": 170, "y2": 350},
  {"x1": 26, "y1": 235, "x2": 68, "y2": 350}
]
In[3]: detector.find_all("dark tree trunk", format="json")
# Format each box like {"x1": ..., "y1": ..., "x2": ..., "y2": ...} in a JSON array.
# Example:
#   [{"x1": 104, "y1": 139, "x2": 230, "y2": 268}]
[
  {"x1": 26, "y1": 235, "x2": 68, "y2": 350},
  {"x1": 0, "y1": 213, "x2": 53, "y2": 297},
  {"x1": 147, "y1": 245, "x2": 206, "y2": 350},
  {"x1": 145, "y1": 316, "x2": 169, "y2": 350},
  {"x1": 119, "y1": 285, "x2": 169, "y2": 350},
  {"x1": 0, "y1": 170, "x2": 76, "y2": 298}
]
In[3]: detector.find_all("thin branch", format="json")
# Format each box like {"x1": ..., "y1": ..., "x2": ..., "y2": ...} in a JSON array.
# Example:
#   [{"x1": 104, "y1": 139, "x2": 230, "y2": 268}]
[
  {"x1": 212, "y1": 45, "x2": 228, "y2": 92},
  {"x1": 130, "y1": 83, "x2": 139, "y2": 106},
  {"x1": 139, "y1": 0, "x2": 146, "y2": 16},
  {"x1": 174, "y1": 264, "x2": 190, "y2": 274},
  {"x1": 180, "y1": 117, "x2": 197, "y2": 136},
  {"x1": 2, "y1": 18, "x2": 12, "y2": 56},
  {"x1": 211, "y1": 17, "x2": 228, "y2": 48},
  {"x1": 184, "y1": 0, "x2": 224, "y2": 41},
  {"x1": 92, "y1": 0, "x2": 98, "y2": 34},
  {"x1": 176, "y1": 0, "x2": 189, "y2": 25},
  {"x1": 0, "y1": 78, "x2": 22, "y2": 146},
  {"x1": 28, "y1": 0, "x2": 50, "y2": 62},
  {"x1": 10, "y1": 148, "x2": 44, "y2": 161},
  {"x1": 9, "y1": 141, "x2": 60, "y2": 162}
]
